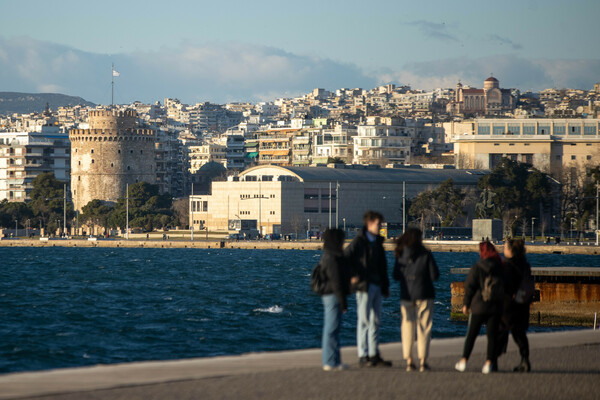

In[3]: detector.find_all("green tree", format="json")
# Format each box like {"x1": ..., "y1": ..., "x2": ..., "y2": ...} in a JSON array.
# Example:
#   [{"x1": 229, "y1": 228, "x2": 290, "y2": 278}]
[
  {"x1": 81, "y1": 199, "x2": 114, "y2": 229},
  {"x1": 0, "y1": 199, "x2": 33, "y2": 229},
  {"x1": 477, "y1": 158, "x2": 550, "y2": 220},
  {"x1": 28, "y1": 172, "x2": 73, "y2": 232},
  {"x1": 409, "y1": 179, "x2": 465, "y2": 230}
]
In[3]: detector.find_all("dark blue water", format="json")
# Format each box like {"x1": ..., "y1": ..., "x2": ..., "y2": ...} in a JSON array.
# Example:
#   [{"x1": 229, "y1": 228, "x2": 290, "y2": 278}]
[{"x1": 0, "y1": 247, "x2": 597, "y2": 373}]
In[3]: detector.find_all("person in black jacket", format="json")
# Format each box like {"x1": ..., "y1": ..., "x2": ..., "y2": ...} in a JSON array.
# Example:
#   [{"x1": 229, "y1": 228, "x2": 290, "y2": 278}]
[
  {"x1": 455, "y1": 241, "x2": 505, "y2": 374},
  {"x1": 344, "y1": 211, "x2": 392, "y2": 367},
  {"x1": 393, "y1": 228, "x2": 439, "y2": 372},
  {"x1": 320, "y1": 228, "x2": 350, "y2": 371},
  {"x1": 503, "y1": 239, "x2": 533, "y2": 372}
]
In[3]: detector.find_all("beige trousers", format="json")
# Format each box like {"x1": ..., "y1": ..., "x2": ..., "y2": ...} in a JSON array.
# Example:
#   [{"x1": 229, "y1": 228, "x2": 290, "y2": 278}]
[{"x1": 400, "y1": 299, "x2": 434, "y2": 362}]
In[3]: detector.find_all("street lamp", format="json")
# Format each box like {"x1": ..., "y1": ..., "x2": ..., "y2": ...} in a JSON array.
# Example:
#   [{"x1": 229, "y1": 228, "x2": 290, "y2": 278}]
[
  {"x1": 307, "y1": 218, "x2": 311, "y2": 240},
  {"x1": 343, "y1": 218, "x2": 346, "y2": 233},
  {"x1": 570, "y1": 217, "x2": 576, "y2": 241},
  {"x1": 531, "y1": 217, "x2": 537, "y2": 242}
]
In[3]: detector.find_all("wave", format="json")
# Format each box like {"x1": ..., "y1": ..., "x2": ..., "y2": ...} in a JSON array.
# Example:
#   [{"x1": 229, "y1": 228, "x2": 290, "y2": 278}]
[{"x1": 253, "y1": 305, "x2": 284, "y2": 314}]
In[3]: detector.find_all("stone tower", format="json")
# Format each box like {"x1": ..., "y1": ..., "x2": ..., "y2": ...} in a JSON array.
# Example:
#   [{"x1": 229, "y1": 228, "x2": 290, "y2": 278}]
[{"x1": 69, "y1": 109, "x2": 156, "y2": 211}]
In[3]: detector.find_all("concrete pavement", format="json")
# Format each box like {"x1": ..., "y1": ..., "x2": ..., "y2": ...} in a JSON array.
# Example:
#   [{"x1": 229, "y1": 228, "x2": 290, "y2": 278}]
[{"x1": 1, "y1": 329, "x2": 599, "y2": 399}]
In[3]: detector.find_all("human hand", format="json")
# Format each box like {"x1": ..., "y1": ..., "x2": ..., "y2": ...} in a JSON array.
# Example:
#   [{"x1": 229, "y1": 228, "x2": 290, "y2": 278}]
[
  {"x1": 350, "y1": 276, "x2": 359, "y2": 285},
  {"x1": 462, "y1": 305, "x2": 469, "y2": 315}
]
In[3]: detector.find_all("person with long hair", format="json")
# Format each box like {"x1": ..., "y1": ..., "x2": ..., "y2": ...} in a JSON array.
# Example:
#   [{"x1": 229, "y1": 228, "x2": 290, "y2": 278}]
[
  {"x1": 503, "y1": 238, "x2": 533, "y2": 372},
  {"x1": 455, "y1": 241, "x2": 505, "y2": 374},
  {"x1": 393, "y1": 228, "x2": 439, "y2": 372}
]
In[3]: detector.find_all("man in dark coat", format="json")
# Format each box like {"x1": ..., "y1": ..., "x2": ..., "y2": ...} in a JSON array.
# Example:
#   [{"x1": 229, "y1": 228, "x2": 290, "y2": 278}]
[{"x1": 344, "y1": 211, "x2": 391, "y2": 367}]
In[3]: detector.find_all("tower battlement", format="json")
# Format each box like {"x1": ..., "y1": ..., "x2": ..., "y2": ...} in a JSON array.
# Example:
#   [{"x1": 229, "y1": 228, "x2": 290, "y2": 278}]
[{"x1": 69, "y1": 128, "x2": 155, "y2": 141}]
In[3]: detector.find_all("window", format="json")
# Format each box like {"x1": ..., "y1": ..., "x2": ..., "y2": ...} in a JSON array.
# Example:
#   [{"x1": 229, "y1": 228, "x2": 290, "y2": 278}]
[
  {"x1": 78, "y1": 161, "x2": 81, "y2": 165},
  {"x1": 127, "y1": 166, "x2": 131, "y2": 170},
  {"x1": 118, "y1": 150, "x2": 121, "y2": 154},
  {"x1": 571, "y1": 155, "x2": 576, "y2": 160},
  {"x1": 91, "y1": 159, "x2": 94, "y2": 164},
  {"x1": 91, "y1": 149, "x2": 94, "y2": 154},
  {"x1": 587, "y1": 155, "x2": 592, "y2": 160},
  {"x1": 111, "y1": 163, "x2": 114, "y2": 167},
  {"x1": 556, "y1": 155, "x2": 561, "y2": 160},
  {"x1": 140, "y1": 150, "x2": 143, "y2": 154},
  {"x1": 494, "y1": 143, "x2": 500, "y2": 146},
  {"x1": 130, "y1": 150, "x2": 134, "y2": 154}
]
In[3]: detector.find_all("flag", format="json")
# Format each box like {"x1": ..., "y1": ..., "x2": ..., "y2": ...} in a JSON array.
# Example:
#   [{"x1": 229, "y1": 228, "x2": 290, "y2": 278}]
[{"x1": 112, "y1": 69, "x2": 120, "y2": 77}]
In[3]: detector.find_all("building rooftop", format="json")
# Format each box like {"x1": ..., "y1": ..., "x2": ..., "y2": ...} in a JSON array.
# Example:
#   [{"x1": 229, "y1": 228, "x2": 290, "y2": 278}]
[{"x1": 240, "y1": 165, "x2": 487, "y2": 185}]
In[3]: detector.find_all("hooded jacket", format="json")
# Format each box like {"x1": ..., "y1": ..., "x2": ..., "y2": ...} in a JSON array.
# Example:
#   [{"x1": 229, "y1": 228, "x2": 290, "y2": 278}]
[
  {"x1": 343, "y1": 228, "x2": 389, "y2": 296},
  {"x1": 463, "y1": 257, "x2": 505, "y2": 315},
  {"x1": 319, "y1": 231, "x2": 350, "y2": 310},
  {"x1": 393, "y1": 245, "x2": 439, "y2": 301}
]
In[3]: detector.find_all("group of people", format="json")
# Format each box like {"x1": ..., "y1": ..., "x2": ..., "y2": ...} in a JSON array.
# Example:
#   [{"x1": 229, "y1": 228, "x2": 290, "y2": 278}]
[{"x1": 316, "y1": 210, "x2": 533, "y2": 374}]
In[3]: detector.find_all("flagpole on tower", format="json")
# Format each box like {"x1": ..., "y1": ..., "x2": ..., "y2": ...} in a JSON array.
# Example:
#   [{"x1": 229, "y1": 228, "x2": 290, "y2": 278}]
[{"x1": 111, "y1": 63, "x2": 114, "y2": 106}]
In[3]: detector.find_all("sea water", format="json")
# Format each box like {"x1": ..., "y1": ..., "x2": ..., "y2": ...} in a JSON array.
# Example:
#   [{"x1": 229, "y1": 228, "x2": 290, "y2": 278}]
[{"x1": 0, "y1": 247, "x2": 597, "y2": 373}]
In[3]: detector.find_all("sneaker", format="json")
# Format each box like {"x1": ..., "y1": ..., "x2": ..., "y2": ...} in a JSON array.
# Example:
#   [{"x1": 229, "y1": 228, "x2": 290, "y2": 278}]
[
  {"x1": 369, "y1": 354, "x2": 392, "y2": 367},
  {"x1": 419, "y1": 363, "x2": 431, "y2": 372},
  {"x1": 482, "y1": 362, "x2": 492, "y2": 374},
  {"x1": 513, "y1": 358, "x2": 531, "y2": 373},
  {"x1": 455, "y1": 360, "x2": 467, "y2": 372},
  {"x1": 323, "y1": 364, "x2": 348, "y2": 371},
  {"x1": 358, "y1": 356, "x2": 370, "y2": 368},
  {"x1": 406, "y1": 362, "x2": 417, "y2": 372}
]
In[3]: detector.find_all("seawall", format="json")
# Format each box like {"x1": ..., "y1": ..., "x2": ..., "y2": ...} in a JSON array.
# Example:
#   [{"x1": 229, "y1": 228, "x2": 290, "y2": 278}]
[{"x1": 0, "y1": 238, "x2": 599, "y2": 255}]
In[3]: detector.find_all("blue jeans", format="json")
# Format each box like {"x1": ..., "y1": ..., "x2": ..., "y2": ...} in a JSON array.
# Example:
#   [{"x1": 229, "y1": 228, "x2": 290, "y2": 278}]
[
  {"x1": 322, "y1": 294, "x2": 343, "y2": 367},
  {"x1": 356, "y1": 284, "x2": 382, "y2": 358}
]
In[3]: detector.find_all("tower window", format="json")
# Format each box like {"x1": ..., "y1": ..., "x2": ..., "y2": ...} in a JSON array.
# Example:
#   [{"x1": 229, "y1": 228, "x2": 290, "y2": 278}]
[
  {"x1": 127, "y1": 166, "x2": 131, "y2": 170},
  {"x1": 130, "y1": 150, "x2": 133, "y2": 154},
  {"x1": 140, "y1": 150, "x2": 143, "y2": 154},
  {"x1": 91, "y1": 159, "x2": 94, "y2": 164},
  {"x1": 118, "y1": 149, "x2": 121, "y2": 154},
  {"x1": 111, "y1": 163, "x2": 114, "y2": 167},
  {"x1": 91, "y1": 149, "x2": 94, "y2": 154}
]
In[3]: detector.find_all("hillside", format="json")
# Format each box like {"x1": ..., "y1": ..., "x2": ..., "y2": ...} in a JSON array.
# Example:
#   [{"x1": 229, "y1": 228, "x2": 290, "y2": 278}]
[{"x1": 0, "y1": 92, "x2": 95, "y2": 115}]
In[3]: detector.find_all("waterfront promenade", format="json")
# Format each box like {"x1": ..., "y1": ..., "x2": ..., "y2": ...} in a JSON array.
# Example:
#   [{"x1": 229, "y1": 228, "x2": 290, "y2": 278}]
[
  {"x1": 0, "y1": 238, "x2": 599, "y2": 254},
  {"x1": 1, "y1": 329, "x2": 598, "y2": 399}
]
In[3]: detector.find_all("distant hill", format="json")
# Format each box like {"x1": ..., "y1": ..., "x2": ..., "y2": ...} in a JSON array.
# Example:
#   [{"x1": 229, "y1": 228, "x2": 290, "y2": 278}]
[{"x1": 0, "y1": 92, "x2": 95, "y2": 115}]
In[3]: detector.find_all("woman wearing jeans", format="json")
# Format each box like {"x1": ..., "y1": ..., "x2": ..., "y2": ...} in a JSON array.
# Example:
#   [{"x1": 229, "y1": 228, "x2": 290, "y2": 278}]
[
  {"x1": 319, "y1": 228, "x2": 350, "y2": 371},
  {"x1": 393, "y1": 228, "x2": 439, "y2": 372}
]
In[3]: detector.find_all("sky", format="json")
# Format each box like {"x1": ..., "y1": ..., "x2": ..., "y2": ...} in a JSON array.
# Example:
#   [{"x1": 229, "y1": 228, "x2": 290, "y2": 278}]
[{"x1": 0, "y1": 0, "x2": 599, "y2": 104}]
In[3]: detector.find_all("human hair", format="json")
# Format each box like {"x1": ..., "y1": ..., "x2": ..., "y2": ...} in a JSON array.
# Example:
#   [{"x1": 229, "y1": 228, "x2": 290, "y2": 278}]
[
  {"x1": 322, "y1": 228, "x2": 345, "y2": 253},
  {"x1": 506, "y1": 238, "x2": 526, "y2": 260},
  {"x1": 363, "y1": 210, "x2": 384, "y2": 226},
  {"x1": 479, "y1": 241, "x2": 501, "y2": 263},
  {"x1": 394, "y1": 228, "x2": 423, "y2": 257}
]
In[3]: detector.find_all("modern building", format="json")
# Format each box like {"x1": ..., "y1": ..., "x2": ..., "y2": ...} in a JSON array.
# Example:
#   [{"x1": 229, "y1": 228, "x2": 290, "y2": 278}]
[
  {"x1": 189, "y1": 164, "x2": 484, "y2": 235},
  {"x1": 454, "y1": 118, "x2": 600, "y2": 174},
  {"x1": 69, "y1": 109, "x2": 156, "y2": 211},
  {"x1": 0, "y1": 125, "x2": 70, "y2": 201}
]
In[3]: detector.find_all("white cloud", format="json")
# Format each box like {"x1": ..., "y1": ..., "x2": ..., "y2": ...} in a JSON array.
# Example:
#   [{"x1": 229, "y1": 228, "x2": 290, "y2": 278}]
[
  {"x1": 0, "y1": 37, "x2": 376, "y2": 104},
  {"x1": 0, "y1": 37, "x2": 598, "y2": 104},
  {"x1": 376, "y1": 55, "x2": 599, "y2": 91}
]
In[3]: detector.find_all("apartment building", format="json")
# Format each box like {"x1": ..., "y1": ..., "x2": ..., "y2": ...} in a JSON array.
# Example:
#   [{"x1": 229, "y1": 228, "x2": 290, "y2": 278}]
[
  {"x1": 0, "y1": 125, "x2": 70, "y2": 201},
  {"x1": 353, "y1": 117, "x2": 412, "y2": 165}
]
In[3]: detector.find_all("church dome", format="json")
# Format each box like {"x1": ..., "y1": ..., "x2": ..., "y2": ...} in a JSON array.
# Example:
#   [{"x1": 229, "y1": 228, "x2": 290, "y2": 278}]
[{"x1": 485, "y1": 76, "x2": 498, "y2": 82}]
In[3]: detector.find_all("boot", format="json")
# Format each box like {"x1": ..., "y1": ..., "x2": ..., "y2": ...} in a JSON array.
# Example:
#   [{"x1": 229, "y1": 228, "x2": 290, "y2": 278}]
[{"x1": 513, "y1": 357, "x2": 531, "y2": 372}]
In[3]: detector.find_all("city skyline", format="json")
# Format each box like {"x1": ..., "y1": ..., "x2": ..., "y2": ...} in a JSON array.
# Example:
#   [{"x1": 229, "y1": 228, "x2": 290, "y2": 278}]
[{"x1": 0, "y1": 0, "x2": 599, "y2": 104}]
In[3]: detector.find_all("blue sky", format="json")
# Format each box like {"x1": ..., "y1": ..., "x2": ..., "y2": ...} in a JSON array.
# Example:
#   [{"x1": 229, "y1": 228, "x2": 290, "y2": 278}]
[{"x1": 1, "y1": 0, "x2": 598, "y2": 104}]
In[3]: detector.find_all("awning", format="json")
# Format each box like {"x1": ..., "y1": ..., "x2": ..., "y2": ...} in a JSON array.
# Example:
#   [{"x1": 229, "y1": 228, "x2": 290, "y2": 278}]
[
  {"x1": 245, "y1": 152, "x2": 259, "y2": 158},
  {"x1": 261, "y1": 150, "x2": 289, "y2": 156}
]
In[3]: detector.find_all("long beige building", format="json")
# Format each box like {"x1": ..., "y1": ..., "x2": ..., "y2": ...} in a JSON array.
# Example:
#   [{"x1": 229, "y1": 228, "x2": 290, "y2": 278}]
[
  {"x1": 189, "y1": 164, "x2": 484, "y2": 235},
  {"x1": 454, "y1": 118, "x2": 600, "y2": 174}
]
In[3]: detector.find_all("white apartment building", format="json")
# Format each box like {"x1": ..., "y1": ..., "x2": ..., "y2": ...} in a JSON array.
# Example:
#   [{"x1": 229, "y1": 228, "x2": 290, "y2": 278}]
[
  {"x1": 353, "y1": 118, "x2": 412, "y2": 165},
  {"x1": 188, "y1": 144, "x2": 227, "y2": 173},
  {"x1": 313, "y1": 125, "x2": 357, "y2": 164},
  {"x1": 0, "y1": 125, "x2": 70, "y2": 201}
]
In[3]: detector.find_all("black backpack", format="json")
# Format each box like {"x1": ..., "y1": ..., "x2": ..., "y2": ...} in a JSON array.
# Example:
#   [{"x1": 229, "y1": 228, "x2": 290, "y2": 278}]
[
  {"x1": 480, "y1": 264, "x2": 504, "y2": 303},
  {"x1": 310, "y1": 263, "x2": 327, "y2": 294}
]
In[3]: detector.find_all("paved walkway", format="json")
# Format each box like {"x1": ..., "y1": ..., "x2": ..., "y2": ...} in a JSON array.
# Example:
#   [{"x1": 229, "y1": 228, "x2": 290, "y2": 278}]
[{"x1": 1, "y1": 330, "x2": 599, "y2": 399}]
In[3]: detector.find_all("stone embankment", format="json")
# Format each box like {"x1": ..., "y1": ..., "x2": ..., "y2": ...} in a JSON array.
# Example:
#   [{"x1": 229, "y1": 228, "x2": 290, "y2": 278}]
[{"x1": 0, "y1": 238, "x2": 599, "y2": 254}]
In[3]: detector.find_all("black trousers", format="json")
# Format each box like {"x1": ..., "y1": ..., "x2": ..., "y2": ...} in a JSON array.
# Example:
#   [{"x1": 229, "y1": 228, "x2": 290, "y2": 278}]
[
  {"x1": 462, "y1": 312, "x2": 501, "y2": 362},
  {"x1": 510, "y1": 303, "x2": 530, "y2": 359}
]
